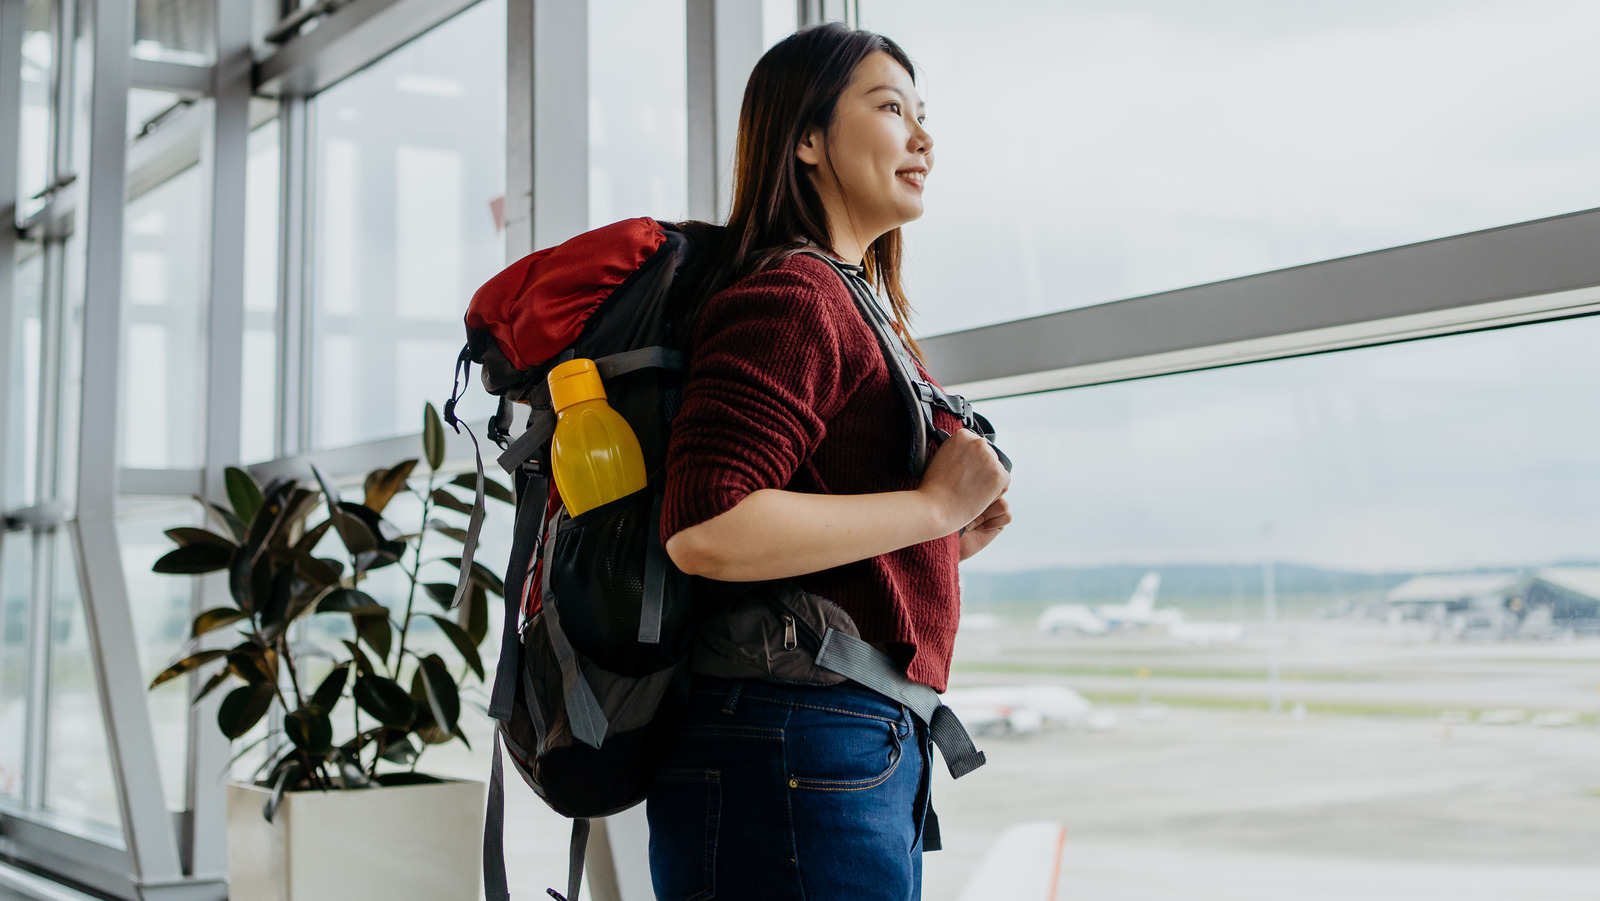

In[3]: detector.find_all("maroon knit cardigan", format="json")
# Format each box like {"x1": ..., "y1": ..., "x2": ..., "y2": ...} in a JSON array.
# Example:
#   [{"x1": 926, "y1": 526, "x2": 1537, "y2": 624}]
[{"x1": 660, "y1": 252, "x2": 965, "y2": 692}]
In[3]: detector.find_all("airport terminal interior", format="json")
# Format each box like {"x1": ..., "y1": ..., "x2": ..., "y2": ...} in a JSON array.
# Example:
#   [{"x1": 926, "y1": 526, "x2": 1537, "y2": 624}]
[{"x1": 2, "y1": 1, "x2": 1598, "y2": 899}]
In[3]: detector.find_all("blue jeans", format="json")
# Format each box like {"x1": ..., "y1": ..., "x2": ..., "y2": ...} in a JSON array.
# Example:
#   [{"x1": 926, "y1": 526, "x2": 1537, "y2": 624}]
[{"x1": 646, "y1": 675, "x2": 932, "y2": 900}]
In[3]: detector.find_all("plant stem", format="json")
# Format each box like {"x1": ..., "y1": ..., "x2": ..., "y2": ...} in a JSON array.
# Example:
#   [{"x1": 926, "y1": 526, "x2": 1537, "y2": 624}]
[{"x1": 393, "y1": 472, "x2": 433, "y2": 679}]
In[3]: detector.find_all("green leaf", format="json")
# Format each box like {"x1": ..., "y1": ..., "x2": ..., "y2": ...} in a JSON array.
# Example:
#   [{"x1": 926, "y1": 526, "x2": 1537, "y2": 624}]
[
  {"x1": 426, "y1": 519, "x2": 468, "y2": 544},
  {"x1": 363, "y1": 459, "x2": 418, "y2": 515},
  {"x1": 293, "y1": 519, "x2": 334, "y2": 555},
  {"x1": 310, "y1": 664, "x2": 349, "y2": 712},
  {"x1": 153, "y1": 544, "x2": 234, "y2": 575},
  {"x1": 225, "y1": 467, "x2": 264, "y2": 525},
  {"x1": 450, "y1": 471, "x2": 515, "y2": 505},
  {"x1": 353, "y1": 675, "x2": 414, "y2": 728},
  {"x1": 422, "y1": 582, "x2": 458, "y2": 608},
  {"x1": 411, "y1": 653, "x2": 460, "y2": 739},
  {"x1": 226, "y1": 642, "x2": 278, "y2": 685},
  {"x1": 263, "y1": 759, "x2": 303, "y2": 823},
  {"x1": 355, "y1": 612, "x2": 392, "y2": 663},
  {"x1": 443, "y1": 557, "x2": 504, "y2": 597},
  {"x1": 217, "y1": 683, "x2": 276, "y2": 739},
  {"x1": 378, "y1": 732, "x2": 418, "y2": 764},
  {"x1": 341, "y1": 639, "x2": 374, "y2": 678},
  {"x1": 192, "y1": 666, "x2": 233, "y2": 704},
  {"x1": 423, "y1": 402, "x2": 446, "y2": 471},
  {"x1": 149, "y1": 648, "x2": 230, "y2": 689},
  {"x1": 465, "y1": 582, "x2": 488, "y2": 645},
  {"x1": 429, "y1": 488, "x2": 473, "y2": 516},
  {"x1": 197, "y1": 497, "x2": 247, "y2": 542},
  {"x1": 164, "y1": 527, "x2": 238, "y2": 551},
  {"x1": 285, "y1": 707, "x2": 333, "y2": 755},
  {"x1": 427, "y1": 615, "x2": 484, "y2": 681},
  {"x1": 191, "y1": 607, "x2": 248, "y2": 640},
  {"x1": 316, "y1": 587, "x2": 383, "y2": 614}
]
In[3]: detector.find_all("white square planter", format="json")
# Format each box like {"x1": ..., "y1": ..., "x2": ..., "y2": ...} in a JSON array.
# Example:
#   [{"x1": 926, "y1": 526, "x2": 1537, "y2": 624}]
[{"x1": 227, "y1": 778, "x2": 484, "y2": 901}]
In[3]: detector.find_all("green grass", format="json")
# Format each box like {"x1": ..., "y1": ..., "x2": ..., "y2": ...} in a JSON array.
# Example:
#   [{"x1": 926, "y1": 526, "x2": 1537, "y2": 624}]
[
  {"x1": 952, "y1": 660, "x2": 1377, "y2": 682},
  {"x1": 1078, "y1": 694, "x2": 1600, "y2": 723}
]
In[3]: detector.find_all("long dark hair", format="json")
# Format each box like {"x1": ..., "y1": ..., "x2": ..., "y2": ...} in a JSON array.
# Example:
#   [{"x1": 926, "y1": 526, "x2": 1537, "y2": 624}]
[{"x1": 681, "y1": 22, "x2": 926, "y2": 362}]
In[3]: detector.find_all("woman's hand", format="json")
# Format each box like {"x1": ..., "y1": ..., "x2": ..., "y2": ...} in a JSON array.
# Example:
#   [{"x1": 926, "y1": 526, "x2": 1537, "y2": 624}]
[
  {"x1": 917, "y1": 428, "x2": 1011, "y2": 535},
  {"x1": 958, "y1": 493, "x2": 1010, "y2": 561}
]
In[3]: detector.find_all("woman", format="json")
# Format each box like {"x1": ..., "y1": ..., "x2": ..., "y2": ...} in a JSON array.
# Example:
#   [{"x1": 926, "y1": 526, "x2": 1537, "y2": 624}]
[{"x1": 651, "y1": 22, "x2": 1012, "y2": 900}]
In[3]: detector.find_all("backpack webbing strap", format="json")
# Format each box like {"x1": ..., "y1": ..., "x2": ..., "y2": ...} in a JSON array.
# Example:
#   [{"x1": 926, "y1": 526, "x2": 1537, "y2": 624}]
[
  {"x1": 547, "y1": 818, "x2": 590, "y2": 901},
  {"x1": 638, "y1": 489, "x2": 667, "y2": 644},
  {"x1": 484, "y1": 728, "x2": 510, "y2": 901},
  {"x1": 540, "y1": 514, "x2": 610, "y2": 748},
  {"x1": 813, "y1": 628, "x2": 988, "y2": 779},
  {"x1": 489, "y1": 479, "x2": 547, "y2": 721},
  {"x1": 445, "y1": 421, "x2": 490, "y2": 612},
  {"x1": 496, "y1": 346, "x2": 686, "y2": 474}
]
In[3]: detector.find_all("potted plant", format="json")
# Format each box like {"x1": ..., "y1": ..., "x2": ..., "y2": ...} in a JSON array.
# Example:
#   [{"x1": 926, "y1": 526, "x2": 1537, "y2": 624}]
[{"x1": 146, "y1": 403, "x2": 516, "y2": 901}]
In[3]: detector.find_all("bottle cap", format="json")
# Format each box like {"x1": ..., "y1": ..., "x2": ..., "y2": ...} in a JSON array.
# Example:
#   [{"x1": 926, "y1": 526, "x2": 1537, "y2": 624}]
[{"x1": 547, "y1": 358, "x2": 607, "y2": 412}]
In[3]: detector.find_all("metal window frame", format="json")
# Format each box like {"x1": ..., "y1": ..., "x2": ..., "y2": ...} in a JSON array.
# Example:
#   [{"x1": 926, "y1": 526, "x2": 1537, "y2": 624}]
[{"x1": 924, "y1": 207, "x2": 1600, "y2": 400}]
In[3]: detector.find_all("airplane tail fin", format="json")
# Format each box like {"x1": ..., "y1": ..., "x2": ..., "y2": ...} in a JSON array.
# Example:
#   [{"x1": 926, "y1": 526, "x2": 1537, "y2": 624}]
[{"x1": 1127, "y1": 571, "x2": 1161, "y2": 616}]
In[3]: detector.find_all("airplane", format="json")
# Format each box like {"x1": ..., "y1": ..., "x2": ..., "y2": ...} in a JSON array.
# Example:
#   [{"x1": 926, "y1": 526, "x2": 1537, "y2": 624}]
[
  {"x1": 1035, "y1": 572, "x2": 1243, "y2": 644},
  {"x1": 941, "y1": 685, "x2": 1101, "y2": 737}
]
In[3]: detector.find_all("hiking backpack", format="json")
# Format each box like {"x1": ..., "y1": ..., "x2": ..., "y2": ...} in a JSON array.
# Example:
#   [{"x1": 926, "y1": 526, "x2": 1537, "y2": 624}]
[{"x1": 441, "y1": 217, "x2": 1010, "y2": 901}]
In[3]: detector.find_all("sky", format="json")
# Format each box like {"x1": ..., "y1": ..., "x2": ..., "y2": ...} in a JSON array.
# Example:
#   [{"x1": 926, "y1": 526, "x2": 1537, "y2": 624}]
[{"x1": 840, "y1": 1, "x2": 1600, "y2": 575}]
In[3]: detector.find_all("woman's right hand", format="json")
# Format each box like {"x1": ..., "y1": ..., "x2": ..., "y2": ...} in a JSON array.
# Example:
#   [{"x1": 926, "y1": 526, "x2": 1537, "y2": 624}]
[{"x1": 917, "y1": 429, "x2": 1011, "y2": 535}]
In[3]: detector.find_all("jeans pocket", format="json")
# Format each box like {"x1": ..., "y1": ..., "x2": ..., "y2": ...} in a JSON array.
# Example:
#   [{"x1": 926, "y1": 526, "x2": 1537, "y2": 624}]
[
  {"x1": 787, "y1": 709, "x2": 908, "y2": 792},
  {"x1": 647, "y1": 768, "x2": 721, "y2": 901}
]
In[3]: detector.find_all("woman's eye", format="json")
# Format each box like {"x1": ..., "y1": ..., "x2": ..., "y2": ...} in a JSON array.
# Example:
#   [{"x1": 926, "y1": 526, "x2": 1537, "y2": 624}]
[{"x1": 885, "y1": 101, "x2": 901, "y2": 114}]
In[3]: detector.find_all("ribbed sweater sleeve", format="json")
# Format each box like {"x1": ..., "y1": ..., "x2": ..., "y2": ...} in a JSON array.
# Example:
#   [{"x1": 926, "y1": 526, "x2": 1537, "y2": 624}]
[{"x1": 660, "y1": 263, "x2": 858, "y2": 541}]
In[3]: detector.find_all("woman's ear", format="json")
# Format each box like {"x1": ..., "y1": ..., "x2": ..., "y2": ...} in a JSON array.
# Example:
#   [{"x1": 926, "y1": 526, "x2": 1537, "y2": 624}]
[{"x1": 796, "y1": 124, "x2": 826, "y2": 168}]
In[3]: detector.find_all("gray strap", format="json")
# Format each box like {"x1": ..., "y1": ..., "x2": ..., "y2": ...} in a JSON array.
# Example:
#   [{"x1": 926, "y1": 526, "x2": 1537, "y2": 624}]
[
  {"x1": 559, "y1": 818, "x2": 590, "y2": 901},
  {"x1": 449, "y1": 422, "x2": 489, "y2": 610},
  {"x1": 540, "y1": 512, "x2": 609, "y2": 748},
  {"x1": 497, "y1": 408, "x2": 555, "y2": 474},
  {"x1": 483, "y1": 729, "x2": 509, "y2": 901},
  {"x1": 638, "y1": 490, "x2": 667, "y2": 644},
  {"x1": 594, "y1": 345, "x2": 686, "y2": 379},
  {"x1": 495, "y1": 346, "x2": 684, "y2": 474},
  {"x1": 813, "y1": 628, "x2": 987, "y2": 779}
]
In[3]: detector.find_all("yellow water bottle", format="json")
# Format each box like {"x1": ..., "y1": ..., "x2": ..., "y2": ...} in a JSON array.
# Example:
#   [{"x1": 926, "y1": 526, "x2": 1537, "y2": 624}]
[{"x1": 547, "y1": 358, "x2": 648, "y2": 516}]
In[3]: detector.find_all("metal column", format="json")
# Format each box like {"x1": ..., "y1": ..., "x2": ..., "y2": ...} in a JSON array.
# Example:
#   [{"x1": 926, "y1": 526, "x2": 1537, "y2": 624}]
[
  {"x1": 686, "y1": 0, "x2": 765, "y2": 224},
  {"x1": 67, "y1": 0, "x2": 216, "y2": 898},
  {"x1": 507, "y1": 0, "x2": 589, "y2": 259},
  {"x1": 179, "y1": 0, "x2": 254, "y2": 886}
]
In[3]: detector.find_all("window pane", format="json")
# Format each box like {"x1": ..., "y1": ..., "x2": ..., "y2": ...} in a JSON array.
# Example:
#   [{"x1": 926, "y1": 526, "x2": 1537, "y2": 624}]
[
  {"x1": 17, "y1": 0, "x2": 53, "y2": 219},
  {"x1": 7, "y1": 249, "x2": 44, "y2": 506},
  {"x1": 133, "y1": 0, "x2": 210, "y2": 65},
  {"x1": 119, "y1": 497, "x2": 200, "y2": 812},
  {"x1": 121, "y1": 165, "x2": 206, "y2": 469},
  {"x1": 43, "y1": 529, "x2": 120, "y2": 828},
  {"x1": 242, "y1": 119, "x2": 281, "y2": 464},
  {"x1": 127, "y1": 88, "x2": 184, "y2": 141},
  {"x1": 588, "y1": 0, "x2": 688, "y2": 228},
  {"x1": 0, "y1": 531, "x2": 33, "y2": 801},
  {"x1": 310, "y1": 0, "x2": 506, "y2": 449},
  {"x1": 857, "y1": 1, "x2": 1600, "y2": 336},
  {"x1": 937, "y1": 316, "x2": 1600, "y2": 898}
]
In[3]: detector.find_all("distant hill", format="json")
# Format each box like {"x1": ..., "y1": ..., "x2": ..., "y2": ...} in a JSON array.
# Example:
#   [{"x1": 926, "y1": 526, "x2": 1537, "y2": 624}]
[{"x1": 958, "y1": 561, "x2": 1600, "y2": 615}]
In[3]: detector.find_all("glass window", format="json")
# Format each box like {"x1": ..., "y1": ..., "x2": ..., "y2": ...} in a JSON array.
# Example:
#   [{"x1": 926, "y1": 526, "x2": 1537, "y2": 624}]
[
  {"x1": 121, "y1": 165, "x2": 206, "y2": 469},
  {"x1": 935, "y1": 316, "x2": 1600, "y2": 897},
  {"x1": 310, "y1": 0, "x2": 506, "y2": 449},
  {"x1": 43, "y1": 529, "x2": 120, "y2": 828},
  {"x1": 127, "y1": 88, "x2": 184, "y2": 141},
  {"x1": 7, "y1": 249, "x2": 44, "y2": 507},
  {"x1": 133, "y1": 0, "x2": 210, "y2": 65},
  {"x1": 0, "y1": 531, "x2": 32, "y2": 801},
  {"x1": 762, "y1": 0, "x2": 797, "y2": 49},
  {"x1": 243, "y1": 119, "x2": 281, "y2": 463},
  {"x1": 17, "y1": 0, "x2": 54, "y2": 220},
  {"x1": 588, "y1": 0, "x2": 688, "y2": 228},
  {"x1": 856, "y1": 1, "x2": 1600, "y2": 336},
  {"x1": 119, "y1": 497, "x2": 200, "y2": 812}
]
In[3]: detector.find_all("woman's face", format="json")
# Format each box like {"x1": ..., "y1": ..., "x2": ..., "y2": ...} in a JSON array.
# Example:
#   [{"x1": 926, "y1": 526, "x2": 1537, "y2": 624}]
[{"x1": 798, "y1": 51, "x2": 934, "y2": 254}]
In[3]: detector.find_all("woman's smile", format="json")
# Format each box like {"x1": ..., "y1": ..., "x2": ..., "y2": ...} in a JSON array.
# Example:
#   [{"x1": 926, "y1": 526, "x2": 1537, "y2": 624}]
[{"x1": 896, "y1": 168, "x2": 927, "y2": 190}]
